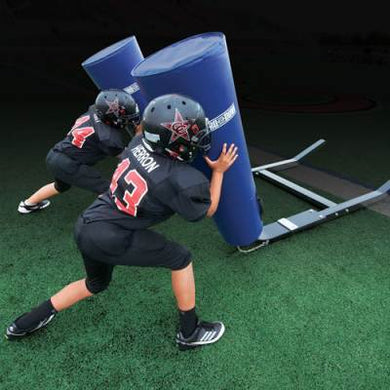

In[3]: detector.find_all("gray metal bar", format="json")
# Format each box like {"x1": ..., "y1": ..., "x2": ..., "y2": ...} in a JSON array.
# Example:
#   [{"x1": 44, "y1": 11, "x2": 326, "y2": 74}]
[
  {"x1": 251, "y1": 138, "x2": 326, "y2": 173},
  {"x1": 243, "y1": 138, "x2": 389, "y2": 253},
  {"x1": 321, "y1": 180, "x2": 390, "y2": 217},
  {"x1": 237, "y1": 180, "x2": 390, "y2": 253},
  {"x1": 293, "y1": 138, "x2": 326, "y2": 161},
  {"x1": 251, "y1": 158, "x2": 297, "y2": 172},
  {"x1": 256, "y1": 169, "x2": 337, "y2": 208}
]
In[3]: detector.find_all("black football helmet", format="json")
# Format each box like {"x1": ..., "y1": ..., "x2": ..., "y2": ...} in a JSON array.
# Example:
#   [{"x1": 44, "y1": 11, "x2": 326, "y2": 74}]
[
  {"x1": 95, "y1": 89, "x2": 140, "y2": 130},
  {"x1": 141, "y1": 94, "x2": 211, "y2": 162}
]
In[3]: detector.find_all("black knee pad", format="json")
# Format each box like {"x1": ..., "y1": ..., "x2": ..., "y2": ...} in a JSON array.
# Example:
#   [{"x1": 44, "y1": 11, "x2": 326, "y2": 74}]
[
  {"x1": 54, "y1": 179, "x2": 71, "y2": 193},
  {"x1": 85, "y1": 276, "x2": 112, "y2": 294}
]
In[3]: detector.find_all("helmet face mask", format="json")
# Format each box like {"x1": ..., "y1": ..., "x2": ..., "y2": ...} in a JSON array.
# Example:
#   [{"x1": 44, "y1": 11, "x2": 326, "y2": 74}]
[
  {"x1": 190, "y1": 118, "x2": 211, "y2": 154},
  {"x1": 114, "y1": 106, "x2": 140, "y2": 131},
  {"x1": 176, "y1": 119, "x2": 211, "y2": 162},
  {"x1": 95, "y1": 89, "x2": 140, "y2": 131},
  {"x1": 141, "y1": 94, "x2": 211, "y2": 162}
]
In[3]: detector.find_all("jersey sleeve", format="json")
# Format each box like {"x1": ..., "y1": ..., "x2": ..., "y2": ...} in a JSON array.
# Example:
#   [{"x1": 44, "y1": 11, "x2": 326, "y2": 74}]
[
  {"x1": 173, "y1": 182, "x2": 211, "y2": 221},
  {"x1": 98, "y1": 129, "x2": 126, "y2": 157},
  {"x1": 99, "y1": 141, "x2": 124, "y2": 157},
  {"x1": 161, "y1": 167, "x2": 211, "y2": 222}
]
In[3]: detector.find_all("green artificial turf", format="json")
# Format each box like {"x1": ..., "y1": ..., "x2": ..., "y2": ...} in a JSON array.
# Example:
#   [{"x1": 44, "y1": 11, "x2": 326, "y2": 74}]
[{"x1": 1, "y1": 99, "x2": 389, "y2": 389}]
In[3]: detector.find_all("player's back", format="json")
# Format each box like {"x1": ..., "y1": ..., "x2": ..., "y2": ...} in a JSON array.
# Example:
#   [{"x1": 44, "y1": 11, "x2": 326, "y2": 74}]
[
  {"x1": 52, "y1": 105, "x2": 127, "y2": 165},
  {"x1": 82, "y1": 135, "x2": 211, "y2": 229}
]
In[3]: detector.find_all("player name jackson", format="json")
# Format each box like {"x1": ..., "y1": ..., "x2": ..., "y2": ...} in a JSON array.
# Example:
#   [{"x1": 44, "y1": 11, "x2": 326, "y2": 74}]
[{"x1": 131, "y1": 143, "x2": 160, "y2": 173}]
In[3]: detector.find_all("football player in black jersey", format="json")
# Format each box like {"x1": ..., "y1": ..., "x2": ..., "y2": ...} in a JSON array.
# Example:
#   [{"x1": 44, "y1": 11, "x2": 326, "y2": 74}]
[
  {"x1": 6, "y1": 94, "x2": 238, "y2": 350},
  {"x1": 17, "y1": 89, "x2": 140, "y2": 214}
]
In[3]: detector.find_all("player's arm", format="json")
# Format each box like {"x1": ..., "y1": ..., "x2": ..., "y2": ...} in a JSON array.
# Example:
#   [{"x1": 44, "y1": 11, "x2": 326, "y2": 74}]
[
  {"x1": 99, "y1": 138, "x2": 125, "y2": 159},
  {"x1": 204, "y1": 143, "x2": 238, "y2": 217}
]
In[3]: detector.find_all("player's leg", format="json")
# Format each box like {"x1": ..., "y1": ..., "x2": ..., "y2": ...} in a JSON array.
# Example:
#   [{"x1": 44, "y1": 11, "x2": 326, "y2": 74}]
[
  {"x1": 46, "y1": 148, "x2": 109, "y2": 195},
  {"x1": 5, "y1": 279, "x2": 90, "y2": 340},
  {"x1": 46, "y1": 149, "x2": 107, "y2": 194},
  {"x1": 5, "y1": 265, "x2": 112, "y2": 341},
  {"x1": 171, "y1": 262, "x2": 195, "y2": 311},
  {"x1": 171, "y1": 262, "x2": 225, "y2": 351},
  {"x1": 17, "y1": 178, "x2": 72, "y2": 214},
  {"x1": 26, "y1": 183, "x2": 59, "y2": 204},
  {"x1": 72, "y1": 223, "x2": 225, "y2": 349},
  {"x1": 17, "y1": 149, "x2": 75, "y2": 214},
  {"x1": 17, "y1": 182, "x2": 57, "y2": 214},
  {"x1": 49, "y1": 251, "x2": 114, "y2": 312},
  {"x1": 5, "y1": 219, "x2": 114, "y2": 340},
  {"x1": 50, "y1": 279, "x2": 93, "y2": 311},
  {"x1": 68, "y1": 163, "x2": 110, "y2": 195},
  {"x1": 46, "y1": 150, "x2": 110, "y2": 195},
  {"x1": 112, "y1": 229, "x2": 225, "y2": 350}
]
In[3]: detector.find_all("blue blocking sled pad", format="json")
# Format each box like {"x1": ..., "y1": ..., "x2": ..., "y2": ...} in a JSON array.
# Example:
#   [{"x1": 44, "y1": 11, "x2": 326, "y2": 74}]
[{"x1": 132, "y1": 32, "x2": 263, "y2": 246}]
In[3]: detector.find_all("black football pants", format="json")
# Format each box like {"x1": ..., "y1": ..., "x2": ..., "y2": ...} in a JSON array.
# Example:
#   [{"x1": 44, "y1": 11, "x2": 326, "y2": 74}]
[
  {"x1": 46, "y1": 149, "x2": 109, "y2": 194},
  {"x1": 73, "y1": 216, "x2": 192, "y2": 294}
]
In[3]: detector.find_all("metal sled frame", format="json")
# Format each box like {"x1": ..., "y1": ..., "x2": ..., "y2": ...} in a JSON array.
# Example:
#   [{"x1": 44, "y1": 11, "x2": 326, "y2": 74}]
[{"x1": 237, "y1": 139, "x2": 390, "y2": 253}]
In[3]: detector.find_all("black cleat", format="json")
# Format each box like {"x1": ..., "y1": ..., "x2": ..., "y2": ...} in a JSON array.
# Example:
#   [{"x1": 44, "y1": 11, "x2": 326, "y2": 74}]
[
  {"x1": 5, "y1": 312, "x2": 56, "y2": 340},
  {"x1": 18, "y1": 200, "x2": 50, "y2": 214},
  {"x1": 176, "y1": 321, "x2": 225, "y2": 351}
]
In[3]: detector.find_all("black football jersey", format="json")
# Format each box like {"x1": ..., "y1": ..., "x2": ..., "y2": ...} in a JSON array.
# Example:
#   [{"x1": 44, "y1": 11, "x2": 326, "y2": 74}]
[
  {"x1": 82, "y1": 135, "x2": 211, "y2": 229},
  {"x1": 52, "y1": 105, "x2": 128, "y2": 165}
]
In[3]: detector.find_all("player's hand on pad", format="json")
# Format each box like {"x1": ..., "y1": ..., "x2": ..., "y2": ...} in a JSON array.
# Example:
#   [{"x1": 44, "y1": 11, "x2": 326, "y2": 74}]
[{"x1": 204, "y1": 143, "x2": 238, "y2": 173}]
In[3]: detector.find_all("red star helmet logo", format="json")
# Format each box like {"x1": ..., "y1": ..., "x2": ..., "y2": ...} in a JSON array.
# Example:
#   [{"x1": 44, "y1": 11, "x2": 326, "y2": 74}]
[
  {"x1": 161, "y1": 109, "x2": 191, "y2": 144},
  {"x1": 105, "y1": 97, "x2": 120, "y2": 117}
]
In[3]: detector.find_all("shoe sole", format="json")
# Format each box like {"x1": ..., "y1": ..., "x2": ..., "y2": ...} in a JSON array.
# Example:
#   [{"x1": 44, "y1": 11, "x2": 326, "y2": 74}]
[
  {"x1": 17, "y1": 201, "x2": 51, "y2": 214},
  {"x1": 5, "y1": 313, "x2": 56, "y2": 340},
  {"x1": 5, "y1": 332, "x2": 27, "y2": 341},
  {"x1": 177, "y1": 323, "x2": 226, "y2": 351}
]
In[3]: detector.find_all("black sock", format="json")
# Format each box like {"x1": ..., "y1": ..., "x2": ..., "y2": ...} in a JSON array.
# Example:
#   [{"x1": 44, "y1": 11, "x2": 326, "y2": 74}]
[
  {"x1": 15, "y1": 299, "x2": 57, "y2": 329},
  {"x1": 179, "y1": 307, "x2": 198, "y2": 338}
]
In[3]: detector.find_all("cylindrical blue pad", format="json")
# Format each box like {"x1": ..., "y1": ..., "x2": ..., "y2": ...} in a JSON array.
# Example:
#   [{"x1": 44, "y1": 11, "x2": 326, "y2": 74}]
[
  {"x1": 132, "y1": 32, "x2": 263, "y2": 246},
  {"x1": 81, "y1": 36, "x2": 147, "y2": 114}
]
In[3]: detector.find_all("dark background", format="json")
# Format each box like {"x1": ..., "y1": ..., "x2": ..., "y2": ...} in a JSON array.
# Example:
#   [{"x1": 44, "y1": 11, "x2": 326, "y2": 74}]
[
  {"x1": 1, "y1": 0, "x2": 389, "y2": 189},
  {"x1": 2, "y1": 0, "x2": 390, "y2": 102}
]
